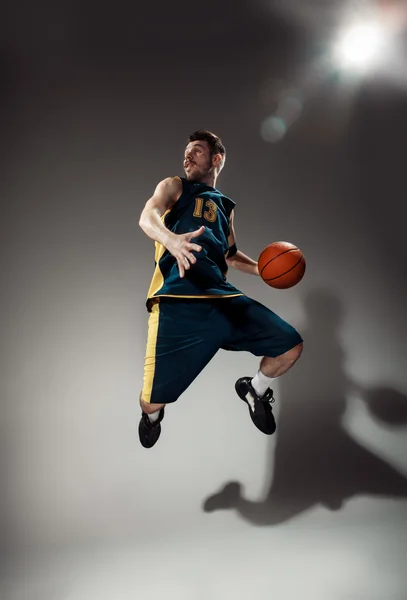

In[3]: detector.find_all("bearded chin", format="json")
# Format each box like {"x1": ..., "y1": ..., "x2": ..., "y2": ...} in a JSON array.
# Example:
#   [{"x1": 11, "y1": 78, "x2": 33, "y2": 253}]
[
  {"x1": 186, "y1": 169, "x2": 199, "y2": 181},
  {"x1": 186, "y1": 160, "x2": 213, "y2": 182},
  {"x1": 187, "y1": 167, "x2": 203, "y2": 182}
]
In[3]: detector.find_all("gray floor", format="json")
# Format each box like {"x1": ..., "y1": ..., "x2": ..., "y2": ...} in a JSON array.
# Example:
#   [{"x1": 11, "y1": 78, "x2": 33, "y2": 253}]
[{"x1": 3, "y1": 497, "x2": 407, "y2": 600}]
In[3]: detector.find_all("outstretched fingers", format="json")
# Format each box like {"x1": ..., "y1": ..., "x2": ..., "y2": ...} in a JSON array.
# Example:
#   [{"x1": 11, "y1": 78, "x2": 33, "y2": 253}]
[
  {"x1": 175, "y1": 227, "x2": 204, "y2": 278},
  {"x1": 177, "y1": 257, "x2": 185, "y2": 278},
  {"x1": 190, "y1": 225, "x2": 205, "y2": 239}
]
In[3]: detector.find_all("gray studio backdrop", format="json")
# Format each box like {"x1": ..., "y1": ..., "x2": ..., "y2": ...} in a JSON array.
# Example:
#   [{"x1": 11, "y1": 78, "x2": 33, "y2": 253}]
[{"x1": 2, "y1": 0, "x2": 407, "y2": 558}]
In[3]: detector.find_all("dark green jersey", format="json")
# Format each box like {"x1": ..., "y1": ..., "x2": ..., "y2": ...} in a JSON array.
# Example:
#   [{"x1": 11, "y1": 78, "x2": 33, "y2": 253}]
[{"x1": 146, "y1": 176, "x2": 243, "y2": 310}]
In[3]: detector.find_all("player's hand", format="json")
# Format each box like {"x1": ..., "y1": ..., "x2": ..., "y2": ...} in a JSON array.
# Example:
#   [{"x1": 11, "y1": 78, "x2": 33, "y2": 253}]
[{"x1": 167, "y1": 226, "x2": 205, "y2": 278}]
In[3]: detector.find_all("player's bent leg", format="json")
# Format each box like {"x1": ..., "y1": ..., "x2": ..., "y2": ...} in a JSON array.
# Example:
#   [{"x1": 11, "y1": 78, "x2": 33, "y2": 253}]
[
  {"x1": 223, "y1": 295, "x2": 303, "y2": 436},
  {"x1": 260, "y1": 342, "x2": 303, "y2": 378},
  {"x1": 236, "y1": 343, "x2": 303, "y2": 436},
  {"x1": 235, "y1": 343, "x2": 303, "y2": 435}
]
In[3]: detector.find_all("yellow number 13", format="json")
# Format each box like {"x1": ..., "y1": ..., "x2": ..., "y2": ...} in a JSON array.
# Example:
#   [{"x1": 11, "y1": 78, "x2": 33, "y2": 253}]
[{"x1": 193, "y1": 198, "x2": 217, "y2": 223}]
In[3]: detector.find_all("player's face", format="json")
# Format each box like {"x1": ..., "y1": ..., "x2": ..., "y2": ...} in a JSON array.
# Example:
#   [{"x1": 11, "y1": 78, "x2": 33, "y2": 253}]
[{"x1": 183, "y1": 141, "x2": 213, "y2": 181}]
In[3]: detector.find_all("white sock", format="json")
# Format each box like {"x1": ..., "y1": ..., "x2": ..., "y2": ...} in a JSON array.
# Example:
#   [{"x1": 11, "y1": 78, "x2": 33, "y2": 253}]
[
  {"x1": 251, "y1": 369, "x2": 274, "y2": 397},
  {"x1": 148, "y1": 410, "x2": 161, "y2": 423}
]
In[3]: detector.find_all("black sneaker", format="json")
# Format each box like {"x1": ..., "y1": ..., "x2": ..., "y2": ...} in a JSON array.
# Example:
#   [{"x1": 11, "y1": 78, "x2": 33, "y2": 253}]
[
  {"x1": 139, "y1": 408, "x2": 165, "y2": 448},
  {"x1": 235, "y1": 377, "x2": 276, "y2": 435}
]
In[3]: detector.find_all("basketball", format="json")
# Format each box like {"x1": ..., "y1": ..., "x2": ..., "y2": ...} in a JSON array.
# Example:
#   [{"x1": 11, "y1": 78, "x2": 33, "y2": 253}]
[{"x1": 258, "y1": 241, "x2": 306, "y2": 289}]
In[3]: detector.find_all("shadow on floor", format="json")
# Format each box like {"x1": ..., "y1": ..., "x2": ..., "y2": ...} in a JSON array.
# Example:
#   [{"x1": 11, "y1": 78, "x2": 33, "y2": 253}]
[{"x1": 203, "y1": 288, "x2": 407, "y2": 525}]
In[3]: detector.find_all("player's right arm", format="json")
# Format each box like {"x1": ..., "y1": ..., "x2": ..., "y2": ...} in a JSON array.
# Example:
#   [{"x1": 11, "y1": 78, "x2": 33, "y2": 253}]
[
  {"x1": 139, "y1": 177, "x2": 181, "y2": 246},
  {"x1": 139, "y1": 177, "x2": 204, "y2": 278}
]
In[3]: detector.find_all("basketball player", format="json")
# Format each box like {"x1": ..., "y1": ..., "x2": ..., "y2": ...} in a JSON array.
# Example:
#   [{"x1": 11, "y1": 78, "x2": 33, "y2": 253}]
[{"x1": 138, "y1": 130, "x2": 303, "y2": 448}]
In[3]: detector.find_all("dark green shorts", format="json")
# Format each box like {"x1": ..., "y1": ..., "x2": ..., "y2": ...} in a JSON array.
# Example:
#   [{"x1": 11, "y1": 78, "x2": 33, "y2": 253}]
[{"x1": 142, "y1": 295, "x2": 303, "y2": 405}]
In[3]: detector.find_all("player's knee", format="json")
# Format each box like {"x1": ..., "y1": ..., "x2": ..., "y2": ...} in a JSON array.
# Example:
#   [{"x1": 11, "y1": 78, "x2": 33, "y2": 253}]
[
  {"x1": 283, "y1": 335, "x2": 303, "y2": 362},
  {"x1": 140, "y1": 398, "x2": 165, "y2": 414},
  {"x1": 291, "y1": 341, "x2": 303, "y2": 360}
]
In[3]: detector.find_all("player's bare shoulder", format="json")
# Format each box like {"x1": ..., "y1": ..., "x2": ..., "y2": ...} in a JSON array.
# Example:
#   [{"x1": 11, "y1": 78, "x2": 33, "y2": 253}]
[
  {"x1": 157, "y1": 176, "x2": 183, "y2": 204},
  {"x1": 145, "y1": 176, "x2": 183, "y2": 215}
]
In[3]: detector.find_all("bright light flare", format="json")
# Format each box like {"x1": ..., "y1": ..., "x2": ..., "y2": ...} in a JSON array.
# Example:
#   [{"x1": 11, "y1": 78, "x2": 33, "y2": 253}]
[{"x1": 333, "y1": 22, "x2": 387, "y2": 73}]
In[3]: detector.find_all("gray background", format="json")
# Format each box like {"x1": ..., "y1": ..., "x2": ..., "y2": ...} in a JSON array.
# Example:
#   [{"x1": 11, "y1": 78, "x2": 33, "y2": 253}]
[{"x1": 2, "y1": 1, "x2": 407, "y2": 598}]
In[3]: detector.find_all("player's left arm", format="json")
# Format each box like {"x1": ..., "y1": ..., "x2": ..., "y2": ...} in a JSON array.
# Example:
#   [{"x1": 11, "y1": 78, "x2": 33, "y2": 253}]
[{"x1": 226, "y1": 210, "x2": 259, "y2": 276}]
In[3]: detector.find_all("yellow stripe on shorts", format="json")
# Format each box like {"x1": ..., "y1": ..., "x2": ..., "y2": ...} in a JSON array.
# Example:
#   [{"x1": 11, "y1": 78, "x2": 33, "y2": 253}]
[{"x1": 141, "y1": 302, "x2": 160, "y2": 404}]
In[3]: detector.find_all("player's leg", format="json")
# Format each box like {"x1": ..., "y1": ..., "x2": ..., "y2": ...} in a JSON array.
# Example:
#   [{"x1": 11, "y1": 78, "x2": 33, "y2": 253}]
[
  {"x1": 139, "y1": 298, "x2": 221, "y2": 448},
  {"x1": 256, "y1": 342, "x2": 303, "y2": 381},
  {"x1": 221, "y1": 295, "x2": 303, "y2": 435},
  {"x1": 140, "y1": 398, "x2": 165, "y2": 414}
]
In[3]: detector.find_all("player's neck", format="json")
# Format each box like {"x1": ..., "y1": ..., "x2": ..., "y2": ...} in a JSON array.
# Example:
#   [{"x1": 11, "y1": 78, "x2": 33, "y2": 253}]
[{"x1": 198, "y1": 173, "x2": 218, "y2": 188}]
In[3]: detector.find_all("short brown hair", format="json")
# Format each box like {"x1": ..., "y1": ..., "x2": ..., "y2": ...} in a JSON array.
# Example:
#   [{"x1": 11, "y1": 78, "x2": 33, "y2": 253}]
[{"x1": 188, "y1": 129, "x2": 226, "y2": 170}]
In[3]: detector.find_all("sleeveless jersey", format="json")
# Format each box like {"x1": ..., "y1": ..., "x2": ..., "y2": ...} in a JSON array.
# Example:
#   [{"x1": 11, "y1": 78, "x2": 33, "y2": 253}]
[{"x1": 146, "y1": 176, "x2": 243, "y2": 310}]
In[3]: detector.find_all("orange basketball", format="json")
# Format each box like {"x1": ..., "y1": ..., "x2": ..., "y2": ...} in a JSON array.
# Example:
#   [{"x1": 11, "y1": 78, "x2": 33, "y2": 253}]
[{"x1": 258, "y1": 241, "x2": 306, "y2": 289}]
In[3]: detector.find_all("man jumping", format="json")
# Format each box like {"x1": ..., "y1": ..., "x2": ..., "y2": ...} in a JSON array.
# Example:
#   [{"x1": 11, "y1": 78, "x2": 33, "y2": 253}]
[{"x1": 138, "y1": 130, "x2": 303, "y2": 448}]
